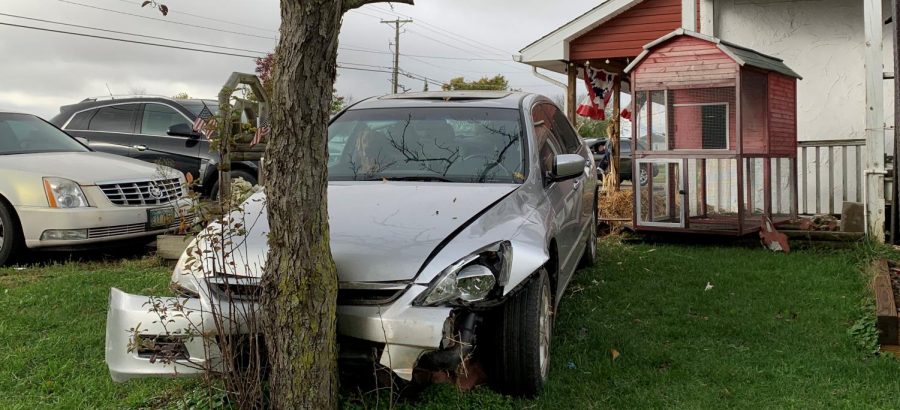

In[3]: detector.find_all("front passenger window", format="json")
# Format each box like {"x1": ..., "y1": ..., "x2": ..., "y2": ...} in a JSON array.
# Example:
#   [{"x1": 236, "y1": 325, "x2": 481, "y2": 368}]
[{"x1": 142, "y1": 104, "x2": 190, "y2": 136}]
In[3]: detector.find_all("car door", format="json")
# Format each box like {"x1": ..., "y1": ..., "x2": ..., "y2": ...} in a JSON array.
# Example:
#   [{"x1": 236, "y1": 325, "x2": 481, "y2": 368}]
[
  {"x1": 533, "y1": 104, "x2": 582, "y2": 291},
  {"x1": 545, "y1": 105, "x2": 591, "y2": 281},
  {"x1": 133, "y1": 103, "x2": 202, "y2": 178},
  {"x1": 62, "y1": 104, "x2": 140, "y2": 159}
]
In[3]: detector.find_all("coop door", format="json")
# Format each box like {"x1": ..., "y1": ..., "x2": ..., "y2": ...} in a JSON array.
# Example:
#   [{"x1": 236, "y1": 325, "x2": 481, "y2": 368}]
[{"x1": 636, "y1": 159, "x2": 685, "y2": 228}]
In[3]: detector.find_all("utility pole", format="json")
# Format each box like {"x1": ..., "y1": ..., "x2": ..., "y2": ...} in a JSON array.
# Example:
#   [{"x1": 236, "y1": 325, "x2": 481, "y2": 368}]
[{"x1": 381, "y1": 18, "x2": 413, "y2": 94}]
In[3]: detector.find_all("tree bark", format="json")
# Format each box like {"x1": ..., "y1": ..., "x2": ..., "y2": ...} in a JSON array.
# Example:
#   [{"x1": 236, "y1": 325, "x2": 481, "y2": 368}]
[
  {"x1": 261, "y1": 1, "x2": 342, "y2": 408},
  {"x1": 262, "y1": 1, "x2": 413, "y2": 408}
]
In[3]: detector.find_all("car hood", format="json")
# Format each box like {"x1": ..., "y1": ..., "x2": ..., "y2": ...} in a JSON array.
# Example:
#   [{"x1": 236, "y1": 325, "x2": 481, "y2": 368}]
[
  {"x1": 0, "y1": 151, "x2": 168, "y2": 185},
  {"x1": 208, "y1": 182, "x2": 519, "y2": 283}
]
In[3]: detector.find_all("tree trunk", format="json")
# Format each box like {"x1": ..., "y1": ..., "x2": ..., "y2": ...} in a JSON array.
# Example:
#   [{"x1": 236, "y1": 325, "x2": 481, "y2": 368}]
[
  {"x1": 261, "y1": 0, "x2": 413, "y2": 408},
  {"x1": 261, "y1": 1, "x2": 342, "y2": 408}
]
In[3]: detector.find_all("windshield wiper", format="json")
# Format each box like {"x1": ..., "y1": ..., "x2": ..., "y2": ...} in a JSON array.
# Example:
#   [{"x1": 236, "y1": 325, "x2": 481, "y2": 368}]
[{"x1": 378, "y1": 176, "x2": 454, "y2": 182}]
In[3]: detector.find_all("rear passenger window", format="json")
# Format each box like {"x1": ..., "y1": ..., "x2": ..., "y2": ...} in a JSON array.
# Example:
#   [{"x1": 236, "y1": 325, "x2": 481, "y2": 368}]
[
  {"x1": 141, "y1": 104, "x2": 190, "y2": 136},
  {"x1": 548, "y1": 106, "x2": 582, "y2": 154},
  {"x1": 65, "y1": 109, "x2": 96, "y2": 130},
  {"x1": 89, "y1": 104, "x2": 138, "y2": 133}
]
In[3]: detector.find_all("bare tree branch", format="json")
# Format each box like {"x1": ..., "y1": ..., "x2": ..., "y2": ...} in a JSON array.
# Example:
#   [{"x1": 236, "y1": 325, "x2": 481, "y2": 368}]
[{"x1": 342, "y1": 0, "x2": 414, "y2": 13}]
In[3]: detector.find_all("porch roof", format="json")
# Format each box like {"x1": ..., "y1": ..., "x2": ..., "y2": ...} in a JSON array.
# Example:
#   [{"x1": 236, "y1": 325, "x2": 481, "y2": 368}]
[{"x1": 517, "y1": 0, "x2": 644, "y2": 74}]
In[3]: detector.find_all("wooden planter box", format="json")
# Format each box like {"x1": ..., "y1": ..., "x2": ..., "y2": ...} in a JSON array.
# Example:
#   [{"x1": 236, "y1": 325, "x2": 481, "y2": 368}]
[
  {"x1": 156, "y1": 234, "x2": 194, "y2": 261},
  {"x1": 873, "y1": 260, "x2": 900, "y2": 355}
]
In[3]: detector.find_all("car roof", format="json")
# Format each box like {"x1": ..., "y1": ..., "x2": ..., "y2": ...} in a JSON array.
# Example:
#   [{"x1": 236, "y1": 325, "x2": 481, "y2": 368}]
[
  {"x1": 57, "y1": 97, "x2": 216, "y2": 114},
  {"x1": 349, "y1": 91, "x2": 534, "y2": 110}
]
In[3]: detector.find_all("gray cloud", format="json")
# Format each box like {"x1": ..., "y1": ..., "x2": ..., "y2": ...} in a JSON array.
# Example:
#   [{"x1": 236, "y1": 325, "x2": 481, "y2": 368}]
[{"x1": 1, "y1": 0, "x2": 597, "y2": 117}]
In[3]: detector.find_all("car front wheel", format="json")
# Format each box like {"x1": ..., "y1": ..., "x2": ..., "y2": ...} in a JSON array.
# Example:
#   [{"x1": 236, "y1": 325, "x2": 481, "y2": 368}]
[
  {"x1": 490, "y1": 268, "x2": 553, "y2": 397},
  {"x1": 0, "y1": 202, "x2": 23, "y2": 266}
]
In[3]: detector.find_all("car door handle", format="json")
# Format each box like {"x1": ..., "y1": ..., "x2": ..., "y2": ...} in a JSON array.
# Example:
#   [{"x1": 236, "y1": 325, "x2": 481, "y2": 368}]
[
  {"x1": 573, "y1": 179, "x2": 582, "y2": 191},
  {"x1": 132, "y1": 144, "x2": 148, "y2": 151}
]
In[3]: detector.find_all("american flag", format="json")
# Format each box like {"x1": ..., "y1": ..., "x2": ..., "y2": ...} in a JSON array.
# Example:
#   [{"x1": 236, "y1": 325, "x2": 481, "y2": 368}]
[
  {"x1": 251, "y1": 116, "x2": 270, "y2": 147},
  {"x1": 191, "y1": 104, "x2": 217, "y2": 139}
]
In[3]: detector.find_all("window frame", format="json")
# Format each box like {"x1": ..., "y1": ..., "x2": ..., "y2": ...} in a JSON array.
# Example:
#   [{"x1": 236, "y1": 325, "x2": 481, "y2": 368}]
[{"x1": 137, "y1": 102, "x2": 194, "y2": 138}]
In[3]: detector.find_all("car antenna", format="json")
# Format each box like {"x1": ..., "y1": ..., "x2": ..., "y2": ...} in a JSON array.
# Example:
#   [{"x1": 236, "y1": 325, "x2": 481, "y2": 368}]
[{"x1": 105, "y1": 83, "x2": 114, "y2": 99}]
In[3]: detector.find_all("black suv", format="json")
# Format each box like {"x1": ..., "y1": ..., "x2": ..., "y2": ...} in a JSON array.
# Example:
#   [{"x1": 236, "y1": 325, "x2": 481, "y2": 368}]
[{"x1": 49, "y1": 97, "x2": 258, "y2": 197}]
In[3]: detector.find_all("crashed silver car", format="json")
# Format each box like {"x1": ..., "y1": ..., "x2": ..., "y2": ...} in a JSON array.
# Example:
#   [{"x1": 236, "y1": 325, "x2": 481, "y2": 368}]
[{"x1": 106, "y1": 91, "x2": 597, "y2": 396}]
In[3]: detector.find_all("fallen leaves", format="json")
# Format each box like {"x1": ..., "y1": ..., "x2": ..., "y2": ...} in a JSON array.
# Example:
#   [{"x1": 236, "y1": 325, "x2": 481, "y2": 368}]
[{"x1": 610, "y1": 348, "x2": 621, "y2": 361}]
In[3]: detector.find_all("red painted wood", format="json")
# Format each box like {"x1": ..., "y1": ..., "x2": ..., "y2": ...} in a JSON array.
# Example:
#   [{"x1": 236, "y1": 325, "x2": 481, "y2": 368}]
[
  {"x1": 570, "y1": 0, "x2": 682, "y2": 60},
  {"x1": 669, "y1": 87, "x2": 737, "y2": 150},
  {"x1": 741, "y1": 69, "x2": 768, "y2": 155},
  {"x1": 633, "y1": 37, "x2": 738, "y2": 91},
  {"x1": 767, "y1": 72, "x2": 797, "y2": 156}
]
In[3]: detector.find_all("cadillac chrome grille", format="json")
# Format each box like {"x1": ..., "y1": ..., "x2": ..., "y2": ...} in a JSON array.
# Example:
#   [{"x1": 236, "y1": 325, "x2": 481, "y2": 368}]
[{"x1": 99, "y1": 178, "x2": 184, "y2": 206}]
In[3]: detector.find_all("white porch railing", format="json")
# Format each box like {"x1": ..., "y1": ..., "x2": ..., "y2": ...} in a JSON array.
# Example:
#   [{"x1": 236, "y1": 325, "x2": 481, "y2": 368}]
[{"x1": 797, "y1": 139, "x2": 868, "y2": 215}]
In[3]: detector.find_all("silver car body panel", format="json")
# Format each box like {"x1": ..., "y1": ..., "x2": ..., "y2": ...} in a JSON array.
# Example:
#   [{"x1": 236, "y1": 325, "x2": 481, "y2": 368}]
[{"x1": 105, "y1": 92, "x2": 597, "y2": 382}]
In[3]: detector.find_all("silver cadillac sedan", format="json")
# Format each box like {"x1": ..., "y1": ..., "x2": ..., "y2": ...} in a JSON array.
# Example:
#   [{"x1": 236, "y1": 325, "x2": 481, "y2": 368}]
[
  {"x1": 106, "y1": 92, "x2": 597, "y2": 396},
  {"x1": 0, "y1": 112, "x2": 193, "y2": 265}
]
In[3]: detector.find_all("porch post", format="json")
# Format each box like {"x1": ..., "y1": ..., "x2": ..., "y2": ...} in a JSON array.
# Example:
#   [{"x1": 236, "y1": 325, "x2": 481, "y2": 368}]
[
  {"x1": 567, "y1": 64, "x2": 577, "y2": 124},
  {"x1": 699, "y1": 0, "x2": 715, "y2": 36},
  {"x1": 864, "y1": 0, "x2": 886, "y2": 241},
  {"x1": 682, "y1": 0, "x2": 698, "y2": 32},
  {"x1": 612, "y1": 77, "x2": 622, "y2": 191}
]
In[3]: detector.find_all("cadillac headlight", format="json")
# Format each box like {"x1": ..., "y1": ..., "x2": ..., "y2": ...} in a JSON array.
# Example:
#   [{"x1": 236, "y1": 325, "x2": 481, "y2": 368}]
[
  {"x1": 415, "y1": 241, "x2": 512, "y2": 306},
  {"x1": 43, "y1": 177, "x2": 89, "y2": 208}
]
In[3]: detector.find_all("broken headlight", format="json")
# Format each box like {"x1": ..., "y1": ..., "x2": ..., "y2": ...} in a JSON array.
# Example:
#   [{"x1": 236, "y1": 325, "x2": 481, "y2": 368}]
[{"x1": 414, "y1": 241, "x2": 512, "y2": 306}]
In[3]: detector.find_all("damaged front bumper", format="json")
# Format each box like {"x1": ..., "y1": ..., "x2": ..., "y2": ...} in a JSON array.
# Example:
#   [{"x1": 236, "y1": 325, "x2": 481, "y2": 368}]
[{"x1": 105, "y1": 285, "x2": 456, "y2": 382}]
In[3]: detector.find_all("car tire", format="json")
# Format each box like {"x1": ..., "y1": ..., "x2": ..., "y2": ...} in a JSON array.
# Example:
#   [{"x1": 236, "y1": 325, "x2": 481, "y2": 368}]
[
  {"x1": 0, "y1": 201, "x2": 24, "y2": 266},
  {"x1": 579, "y1": 206, "x2": 598, "y2": 269},
  {"x1": 639, "y1": 167, "x2": 649, "y2": 186},
  {"x1": 210, "y1": 170, "x2": 258, "y2": 199},
  {"x1": 490, "y1": 268, "x2": 553, "y2": 397}
]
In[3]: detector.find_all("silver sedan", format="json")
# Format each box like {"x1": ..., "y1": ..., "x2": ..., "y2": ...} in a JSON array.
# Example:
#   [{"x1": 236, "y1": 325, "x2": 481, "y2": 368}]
[{"x1": 106, "y1": 91, "x2": 597, "y2": 397}]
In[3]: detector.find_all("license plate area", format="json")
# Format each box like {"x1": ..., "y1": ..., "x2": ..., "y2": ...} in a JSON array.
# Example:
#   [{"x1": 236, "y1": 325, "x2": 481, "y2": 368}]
[{"x1": 147, "y1": 207, "x2": 176, "y2": 229}]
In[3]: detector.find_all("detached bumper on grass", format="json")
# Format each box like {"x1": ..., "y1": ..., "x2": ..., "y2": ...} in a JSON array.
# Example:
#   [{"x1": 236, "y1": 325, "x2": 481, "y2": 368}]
[{"x1": 105, "y1": 285, "x2": 456, "y2": 382}]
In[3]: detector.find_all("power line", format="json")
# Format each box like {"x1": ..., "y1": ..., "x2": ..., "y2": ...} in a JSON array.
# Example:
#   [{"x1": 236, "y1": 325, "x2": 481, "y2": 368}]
[
  {"x1": 112, "y1": 0, "x2": 278, "y2": 34},
  {"x1": 57, "y1": 0, "x2": 277, "y2": 41},
  {"x1": 339, "y1": 46, "x2": 509, "y2": 62},
  {"x1": 369, "y1": 5, "x2": 514, "y2": 57},
  {"x1": 0, "y1": 12, "x2": 270, "y2": 55},
  {"x1": 0, "y1": 19, "x2": 443, "y2": 85},
  {"x1": 0, "y1": 20, "x2": 263, "y2": 58}
]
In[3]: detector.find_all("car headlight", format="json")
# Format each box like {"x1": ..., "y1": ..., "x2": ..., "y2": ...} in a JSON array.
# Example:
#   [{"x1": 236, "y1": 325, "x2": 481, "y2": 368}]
[
  {"x1": 43, "y1": 177, "x2": 89, "y2": 208},
  {"x1": 414, "y1": 241, "x2": 512, "y2": 306}
]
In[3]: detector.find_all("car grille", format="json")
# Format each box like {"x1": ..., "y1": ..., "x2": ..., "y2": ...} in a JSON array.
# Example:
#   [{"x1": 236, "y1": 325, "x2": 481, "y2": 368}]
[
  {"x1": 205, "y1": 279, "x2": 408, "y2": 305},
  {"x1": 337, "y1": 283, "x2": 408, "y2": 306},
  {"x1": 86, "y1": 213, "x2": 194, "y2": 239},
  {"x1": 98, "y1": 178, "x2": 184, "y2": 206}
]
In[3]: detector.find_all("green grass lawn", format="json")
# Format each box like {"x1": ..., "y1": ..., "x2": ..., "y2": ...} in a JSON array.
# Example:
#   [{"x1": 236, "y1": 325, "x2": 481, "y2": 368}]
[
  {"x1": 2, "y1": 241, "x2": 899, "y2": 409},
  {"x1": 0, "y1": 257, "x2": 198, "y2": 409}
]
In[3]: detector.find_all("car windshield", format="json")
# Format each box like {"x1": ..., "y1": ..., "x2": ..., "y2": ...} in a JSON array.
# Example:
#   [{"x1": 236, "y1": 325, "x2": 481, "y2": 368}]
[
  {"x1": 179, "y1": 100, "x2": 220, "y2": 118},
  {"x1": 328, "y1": 107, "x2": 525, "y2": 183},
  {"x1": 0, "y1": 113, "x2": 88, "y2": 155}
]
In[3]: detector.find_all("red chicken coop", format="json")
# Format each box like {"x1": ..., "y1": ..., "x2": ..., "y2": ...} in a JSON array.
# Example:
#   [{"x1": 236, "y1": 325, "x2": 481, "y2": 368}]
[{"x1": 624, "y1": 29, "x2": 801, "y2": 235}]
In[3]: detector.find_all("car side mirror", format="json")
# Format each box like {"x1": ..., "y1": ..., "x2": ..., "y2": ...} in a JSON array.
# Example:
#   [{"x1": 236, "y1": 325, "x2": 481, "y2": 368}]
[
  {"x1": 167, "y1": 123, "x2": 200, "y2": 138},
  {"x1": 75, "y1": 136, "x2": 89, "y2": 145},
  {"x1": 551, "y1": 154, "x2": 585, "y2": 181}
]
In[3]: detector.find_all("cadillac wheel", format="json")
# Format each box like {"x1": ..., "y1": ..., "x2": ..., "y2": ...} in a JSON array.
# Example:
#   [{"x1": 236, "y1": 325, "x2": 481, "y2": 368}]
[{"x1": 0, "y1": 201, "x2": 23, "y2": 265}]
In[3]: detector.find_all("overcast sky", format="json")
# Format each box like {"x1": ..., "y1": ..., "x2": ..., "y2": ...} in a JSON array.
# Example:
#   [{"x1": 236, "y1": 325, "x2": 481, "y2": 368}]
[{"x1": 0, "y1": 0, "x2": 599, "y2": 118}]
